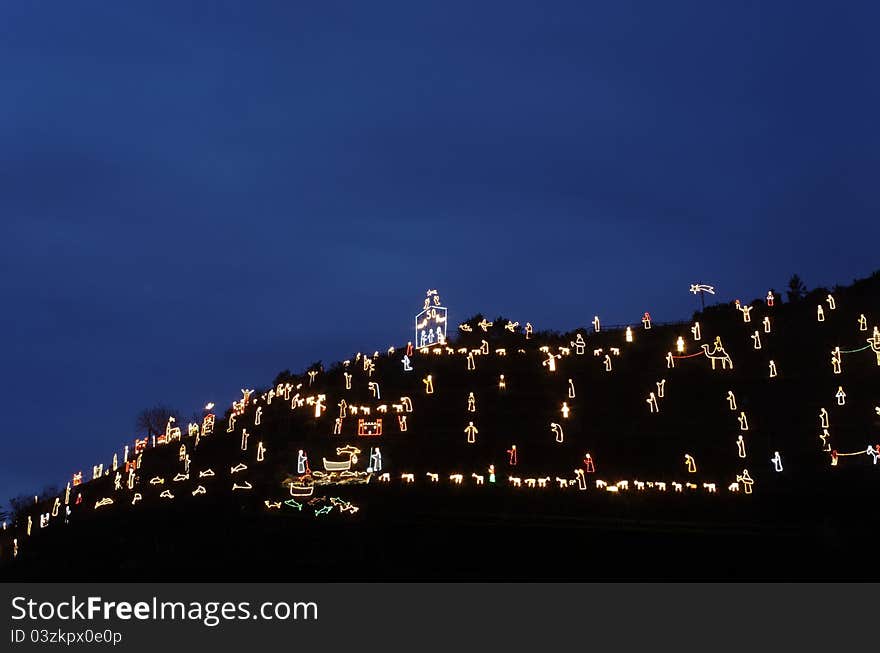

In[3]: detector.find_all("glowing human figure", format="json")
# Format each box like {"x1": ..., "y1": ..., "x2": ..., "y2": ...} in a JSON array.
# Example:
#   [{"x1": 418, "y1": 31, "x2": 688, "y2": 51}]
[
  {"x1": 646, "y1": 392, "x2": 659, "y2": 413},
  {"x1": 526, "y1": 323, "x2": 533, "y2": 339},
  {"x1": 736, "y1": 470, "x2": 754, "y2": 494},
  {"x1": 691, "y1": 322, "x2": 701, "y2": 341},
  {"x1": 398, "y1": 415, "x2": 407, "y2": 431},
  {"x1": 406, "y1": 341, "x2": 414, "y2": 357},
  {"x1": 480, "y1": 340, "x2": 489, "y2": 355},
  {"x1": 867, "y1": 445, "x2": 880, "y2": 465},
  {"x1": 401, "y1": 396, "x2": 413, "y2": 412},
  {"x1": 762, "y1": 316, "x2": 771, "y2": 334},
  {"x1": 590, "y1": 315, "x2": 600, "y2": 333},
  {"x1": 368, "y1": 447, "x2": 382, "y2": 473},
  {"x1": 817, "y1": 305, "x2": 825, "y2": 322},
  {"x1": 543, "y1": 352, "x2": 560, "y2": 372},
  {"x1": 227, "y1": 414, "x2": 236, "y2": 433},
  {"x1": 604, "y1": 355, "x2": 613, "y2": 372},
  {"x1": 642, "y1": 312, "x2": 652, "y2": 329},
  {"x1": 507, "y1": 445, "x2": 517, "y2": 465},
  {"x1": 858, "y1": 314, "x2": 867, "y2": 331},
  {"x1": 836, "y1": 386, "x2": 846, "y2": 406},
  {"x1": 551, "y1": 422, "x2": 564, "y2": 443},
  {"x1": 369, "y1": 382, "x2": 380, "y2": 399},
  {"x1": 738, "y1": 412, "x2": 749, "y2": 431},
  {"x1": 464, "y1": 422, "x2": 478, "y2": 443},
  {"x1": 831, "y1": 347, "x2": 842, "y2": 374},
  {"x1": 254, "y1": 406, "x2": 262, "y2": 426},
  {"x1": 766, "y1": 291, "x2": 775, "y2": 306},
  {"x1": 771, "y1": 451, "x2": 783, "y2": 472},
  {"x1": 726, "y1": 390, "x2": 737, "y2": 411},
  {"x1": 819, "y1": 408, "x2": 829, "y2": 428},
  {"x1": 736, "y1": 435, "x2": 746, "y2": 458},
  {"x1": 572, "y1": 333, "x2": 586, "y2": 355},
  {"x1": 676, "y1": 337, "x2": 685, "y2": 354},
  {"x1": 499, "y1": 374, "x2": 506, "y2": 390},
  {"x1": 868, "y1": 335, "x2": 880, "y2": 366},
  {"x1": 625, "y1": 327, "x2": 633, "y2": 343},
  {"x1": 297, "y1": 450, "x2": 308, "y2": 474},
  {"x1": 467, "y1": 392, "x2": 476, "y2": 412},
  {"x1": 574, "y1": 468, "x2": 587, "y2": 490},
  {"x1": 826, "y1": 294, "x2": 836, "y2": 310},
  {"x1": 568, "y1": 379, "x2": 576, "y2": 399},
  {"x1": 344, "y1": 372, "x2": 352, "y2": 390},
  {"x1": 561, "y1": 402, "x2": 571, "y2": 419},
  {"x1": 685, "y1": 454, "x2": 697, "y2": 473},
  {"x1": 402, "y1": 355, "x2": 412, "y2": 371},
  {"x1": 257, "y1": 441, "x2": 266, "y2": 462},
  {"x1": 656, "y1": 379, "x2": 666, "y2": 398},
  {"x1": 751, "y1": 331, "x2": 762, "y2": 350},
  {"x1": 488, "y1": 465, "x2": 496, "y2": 483},
  {"x1": 740, "y1": 305, "x2": 752, "y2": 323},
  {"x1": 467, "y1": 352, "x2": 476, "y2": 370},
  {"x1": 666, "y1": 352, "x2": 675, "y2": 369},
  {"x1": 583, "y1": 453, "x2": 595, "y2": 473},
  {"x1": 423, "y1": 375, "x2": 434, "y2": 394},
  {"x1": 768, "y1": 360, "x2": 777, "y2": 378}
]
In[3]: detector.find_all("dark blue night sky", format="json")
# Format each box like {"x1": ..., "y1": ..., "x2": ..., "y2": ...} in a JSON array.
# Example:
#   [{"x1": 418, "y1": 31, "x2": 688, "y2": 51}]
[{"x1": 2, "y1": 1, "x2": 879, "y2": 507}]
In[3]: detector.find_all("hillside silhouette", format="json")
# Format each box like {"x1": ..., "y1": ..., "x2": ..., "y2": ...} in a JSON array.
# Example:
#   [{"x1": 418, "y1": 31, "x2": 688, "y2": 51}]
[{"x1": 3, "y1": 274, "x2": 880, "y2": 580}]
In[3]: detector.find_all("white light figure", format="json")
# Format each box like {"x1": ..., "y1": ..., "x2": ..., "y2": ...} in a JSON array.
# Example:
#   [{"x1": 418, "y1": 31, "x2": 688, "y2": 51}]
[
  {"x1": 676, "y1": 337, "x2": 685, "y2": 353},
  {"x1": 817, "y1": 305, "x2": 825, "y2": 322},
  {"x1": 253, "y1": 406, "x2": 262, "y2": 426},
  {"x1": 763, "y1": 316, "x2": 771, "y2": 334},
  {"x1": 869, "y1": 334, "x2": 880, "y2": 366},
  {"x1": 423, "y1": 375, "x2": 434, "y2": 394},
  {"x1": 690, "y1": 283, "x2": 715, "y2": 295},
  {"x1": 401, "y1": 355, "x2": 412, "y2": 372},
  {"x1": 642, "y1": 312, "x2": 652, "y2": 329},
  {"x1": 819, "y1": 408, "x2": 829, "y2": 429},
  {"x1": 297, "y1": 450, "x2": 308, "y2": 474},
  {"x1": 464, "y1": 422, "x2": 478, "y2": 443},
  {"x1": 592, "y1": 316, "x2": 600, "y2": 332},
  {"x1": 691, "y1": 322, "x2": 701, "y2": 341},
  {"x1": 240, "y1": 429, "x2": 250, "y2": 451},
  {"x1": 858, "y1": 314, "x2": 867, "y2": 331},
  {"x1": 831, "y1": 347, "x2": 842, "y2": 374},
  {"x1": 574, "y1": 469, "x2": 587, "y2": 490},
  {"x1": 826, "y1": 294, "x2": 836, "y2": 310},
  {"x1": 568, "y1": 379, "x2": 576, "y2": 399},
  {"x1": 725, "y1": 390, "x2": 737, "y2": 411},
  {"x1": 467, "y1": 352, "x2": 476, "y2": 370},
  {"x1": 546, "y1": 422, "x2": 565, "y2": 443},
  {"x1": 738, "y1": 412, "x2": 749, "y2": 431},
  {"x1": 767, "y1": 360, "x2": 777, "y2": 378},
  {"x1": 560, "y1": 402, "x2": 571, "y2": 419},
  {"x1": 543, "y1": 352, "x2": 559, "y2": 372},
  {"x1": 646, "y1": 392, "x2": 659, "y2": 413},
  {"x1": 344, "y1": 372, "x2": 352, "y2": 390},
  {"x1": 123, "y1": 445, "x2": 129, "y2": 463},
  {"x1": 526, "y1": 322, "x2": 533, "y2": 339},
  {"x1": 736, "y1": 435, "x2": 746, "y2": 458},
  {"x1": 736, "y1": 470, "x2": 754, "y2": 494},
  {"x1": 467, "y1": 392, "x2": 476, "y2": 412},
  {"x1": 685, "y1": 454, "x2": 697, "y2": 473},
  {"x1": 570, "y1": 333, "x2": 586, "y2": 355},
  {"x1": 666, "y1": 352, "x2": 675, "y2": 369},
  {"x1": 766, "y1": 291, "x2": 775, "y2": 306},
  {"x1": 227, "y1": 414, "x2": 236, "y2": 433},
  {"x1": 398, "y1": 415, "x2": 408, "y2": 432},
  {"x1": 625, "y1": 327, "x2": 633, "y2": 343},
  {"x1": 368, "y1": 447, "x2": 382, "y2": 473},
  {"x1": 740, "y1": 306, "x2": 752, "y2": 323},
  {"x1": 867, "y1": 445, "x2": 880, "y2": 465},
  {"x1": 701, "y1": 337, "x2": 733, "y2": 370},
  {"x1": 656, "y1": 379, "x2": 666, "y2": 398},
  {"x1": 257, "y1": 441, "x2": 266, "y2": 462},
  {"x1": 603, "y1": 355, "x2": 612, "y2": 372},
  {"x1": 751, "y1": 331, "x2": 762, "y2": 350},
  {"x1": 770, "y1": 451, "x2": 783, "y2": 472},
  {"x1": 836, "y1": 386, "x2": 846, "y2": 406},
  {"x1": 480, "y1": 339, "x2": 489, "y2": 355},
  {"x1": 333, "y1": 418, "x2": 343, "y2": 435},
  {"x1": 499, "y1": 374, "x2": 506, "y2": 390},
  {"x1": 369, "y1": 382, "x2": 380, "y2": 399},
  {"x1": 92, "y1": 464, "x2": 103, "y2": 480},
  {"x1": 583, "y1": 453, "x2": 595, "y2": 473},
  {"x1": 401, "y1": 396, "x2": 413, "y2": 412}
]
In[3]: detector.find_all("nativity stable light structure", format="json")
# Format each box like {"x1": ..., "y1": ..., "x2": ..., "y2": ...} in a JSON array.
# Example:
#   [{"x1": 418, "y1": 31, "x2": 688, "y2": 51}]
[{"x1": 415, "y1": 289, "x2": 447, "y2": 350}]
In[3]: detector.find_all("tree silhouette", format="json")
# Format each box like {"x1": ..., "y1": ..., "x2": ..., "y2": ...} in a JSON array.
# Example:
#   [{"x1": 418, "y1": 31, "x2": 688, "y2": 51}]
[
  {"x1": 786, "y1": 274, "x2": 807, "y2": 302},
  {"x1": 135, "y1": 405, "x2": 180, "y2": 437}
]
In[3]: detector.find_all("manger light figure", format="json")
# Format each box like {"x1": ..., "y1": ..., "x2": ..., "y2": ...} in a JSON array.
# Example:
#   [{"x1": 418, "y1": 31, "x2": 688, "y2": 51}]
[
  {"x1": 551, "y1": 422, "x2": 564, "y2": 443},
  {"x1": 464, "y1": 422, "x2": 479, "y2": 443},
  {"x1": 771, "y1": 451, "x2": 783, "y2": 472},
  {"x1": 401, "y1": 355, "x2": 412, "y2": 371},
  {"x1": 415, "y1": 290, "x2": 448, "y2": 349},
  {"x1": 736, "y1": 435, "x2": 747, "y2": 458},
  {"x1": 685, "y1": 454, "x2": 697, "y2": 473}
]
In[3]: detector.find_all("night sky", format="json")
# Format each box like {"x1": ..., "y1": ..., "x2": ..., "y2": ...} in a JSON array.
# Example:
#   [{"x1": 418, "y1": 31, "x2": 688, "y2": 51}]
[{"x1": 2, "y1": 1, "x2": 879, "y2": 508}]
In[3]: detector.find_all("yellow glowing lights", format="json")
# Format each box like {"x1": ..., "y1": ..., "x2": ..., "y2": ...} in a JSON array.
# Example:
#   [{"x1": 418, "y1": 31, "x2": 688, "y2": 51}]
[
  {"x1": 685, "y1": 454, "x2": 697, "y2": 473},
  {"x1": 423, "y1": 375, "x2": 434, "y2": 394},
  {"x1": 550, "y1": 422, "x2": 564, "y2": 443},
  {"x1": 464, "y1": 422, "x2": 479, "y2": 443},
  {"x1": 676, "y1": 337, "x2": 685, "y2": 353}
]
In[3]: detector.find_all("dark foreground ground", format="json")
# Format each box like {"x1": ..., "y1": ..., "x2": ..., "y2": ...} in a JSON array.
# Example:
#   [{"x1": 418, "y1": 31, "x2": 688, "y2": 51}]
[{"x1": 4, "y1": 478, "x2": 877, "y2": 581}]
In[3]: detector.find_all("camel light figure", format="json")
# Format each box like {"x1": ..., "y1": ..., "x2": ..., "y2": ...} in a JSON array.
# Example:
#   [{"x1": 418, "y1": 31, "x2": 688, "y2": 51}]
[{"x1": 701, "y1": 338, "x2": 733, "y2": 370}]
